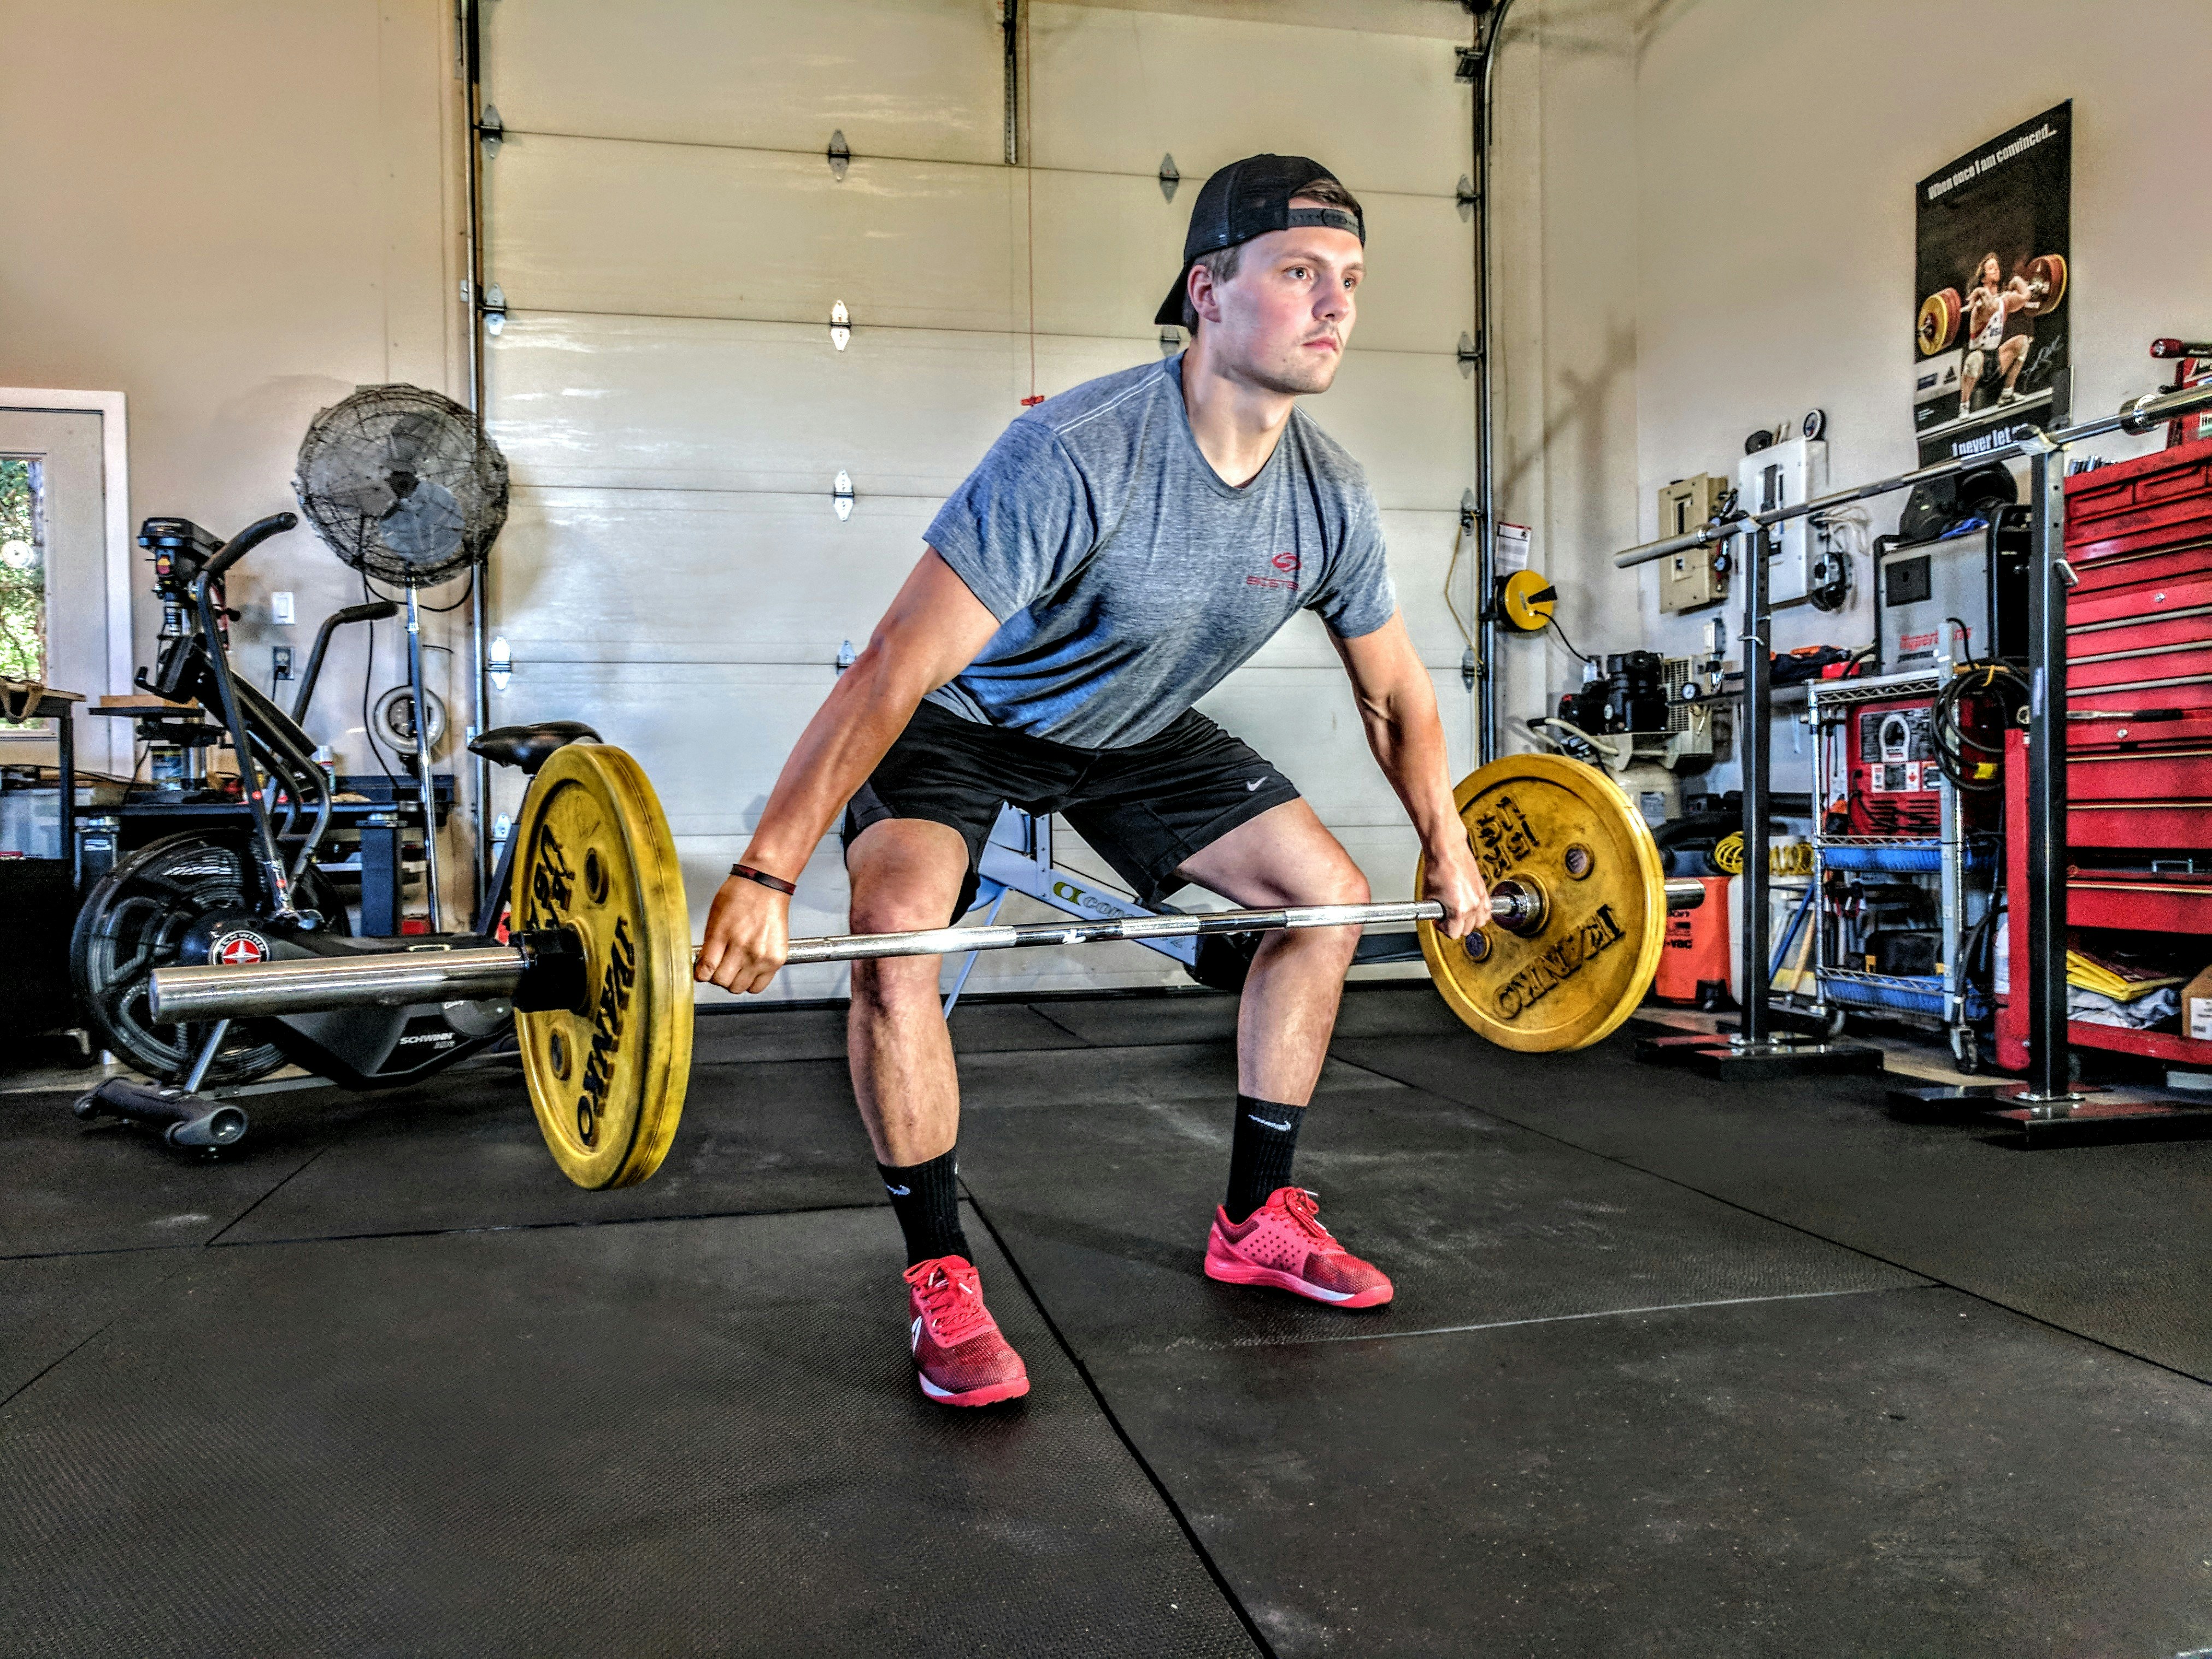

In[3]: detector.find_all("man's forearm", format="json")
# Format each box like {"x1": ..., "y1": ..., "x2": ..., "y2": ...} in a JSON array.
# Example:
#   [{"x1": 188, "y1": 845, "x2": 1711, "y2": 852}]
[
  {"x1": 737, "y1": 648, "x2": 928, "y2": 880},
  {"x1": 1358, "y1": 693, "x2": 1464, "y2": 856}
]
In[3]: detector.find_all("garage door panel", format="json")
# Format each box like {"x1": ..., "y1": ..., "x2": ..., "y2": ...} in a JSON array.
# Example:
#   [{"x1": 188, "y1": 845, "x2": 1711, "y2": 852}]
[
  {"x1": 486, "y1": 314, "x2": 1022, "y2": 496},
  {"x1": 484, "y1": 0, "x2": 1005, "y2": 164},
  {"x1": 1028, "y1": 3, "x2": 1469, "y2": 197},
  {"x1": 490, "y1": 314, "x2": 1464, "y2": 508},
  {"x1": 485, "y1": 138, "x2": 1467, "y2": 354},
  {"x1": 489, "y1": 661, "x2": 837, "y2": 837},
  {"x1": 1031, "y1": 172, "x2": 1472, "y2": 353},
  {"x1": 493, "y1": 487, "x2": 927, "y2": 664},
  {"x1": 487, "y1": 135, "x2": 1020, "y2": 331},
  {"x1": 1195, "y1": 665, "x2": 1474, "y2": 826},
  {"x1": 1310, "y1": 351, "x2": 1475, "y2": 511}
]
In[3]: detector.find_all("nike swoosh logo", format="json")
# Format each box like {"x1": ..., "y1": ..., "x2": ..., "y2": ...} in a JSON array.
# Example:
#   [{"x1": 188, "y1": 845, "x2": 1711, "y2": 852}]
[
  {"x1": 1250, "y1": 1116, "x2": 1294, "y2": 1132},
  {"x1": 1246, "y1": 778, "x2": 1267, "y2": 791},
  {"x1": 885, "y1": 1184, "x2": 911, "y2": 1196}
]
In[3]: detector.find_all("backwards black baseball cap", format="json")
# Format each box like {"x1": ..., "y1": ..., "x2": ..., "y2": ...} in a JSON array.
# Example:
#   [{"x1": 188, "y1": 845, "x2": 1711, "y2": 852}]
[{"x1": 1153, "y1": 153, "x2": 1364, "y2": 328}]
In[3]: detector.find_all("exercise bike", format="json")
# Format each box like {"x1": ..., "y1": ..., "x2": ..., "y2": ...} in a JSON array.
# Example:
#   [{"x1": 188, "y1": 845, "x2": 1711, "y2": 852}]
[{"x1": 72, "y1": 511, "x2": 597, "y2": 1149}]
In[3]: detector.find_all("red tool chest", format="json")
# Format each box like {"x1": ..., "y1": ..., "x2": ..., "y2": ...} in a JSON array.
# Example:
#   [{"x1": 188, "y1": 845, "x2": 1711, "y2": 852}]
[{"x1": 1995, "y1": 435, "x2": 2212, "y2": 1071}]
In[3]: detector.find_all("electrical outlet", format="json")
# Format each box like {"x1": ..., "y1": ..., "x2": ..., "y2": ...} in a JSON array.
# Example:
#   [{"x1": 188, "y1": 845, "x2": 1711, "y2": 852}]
[
  {"x1": 272, "y1": 645, "x2": 293, "y2": 681},
  {"x1": 270, "y1": 591, "x2": 295, "y2": 625}
]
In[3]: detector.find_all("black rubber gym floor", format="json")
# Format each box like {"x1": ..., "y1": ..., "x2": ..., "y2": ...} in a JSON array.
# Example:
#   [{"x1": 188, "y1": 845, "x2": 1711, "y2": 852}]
[{"x1": 6, "y1": 982, "x2": 2212, "y2": 1656}]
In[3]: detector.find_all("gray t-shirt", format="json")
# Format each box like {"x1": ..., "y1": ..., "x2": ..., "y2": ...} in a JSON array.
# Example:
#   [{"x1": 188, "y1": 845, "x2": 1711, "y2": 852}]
[{"x1": 922, "y1": 354, "x2": 1396, "y2": 749}]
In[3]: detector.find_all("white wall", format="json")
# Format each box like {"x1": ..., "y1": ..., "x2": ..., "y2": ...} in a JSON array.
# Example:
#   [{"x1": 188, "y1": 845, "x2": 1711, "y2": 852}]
[
  {"x1": 1, "y1": 0, "x2": 474, "y2": 911},
  {"x1": 1491, "y1": 0, "x2": 2212, "y2": 788},
  {"x1": 1487, "y1": 0, "x2": 1644, "y2": 746}
]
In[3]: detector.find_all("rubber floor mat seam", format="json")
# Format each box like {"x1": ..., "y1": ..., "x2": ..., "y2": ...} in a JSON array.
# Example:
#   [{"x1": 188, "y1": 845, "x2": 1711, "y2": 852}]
[
  {"x1": 961, "y1": 1184, "x2": 1276, "y2": 1659},
  {"x1": 1024, "y1": 1003, "x2": 1099, "y2": 1046},
  {"x1": 201, "y1": 1142, "x2": 336, "y2": 1247},
  {"x1": 208, "y1": 1196, "x2": 893, "y2": 1250},
  {"x1": 1, "y1": 1256, "x2": 191, "y2": 1412},
  {"x1": 1215, "y1": 1283, "x2": 1935, "y2": 1351}
]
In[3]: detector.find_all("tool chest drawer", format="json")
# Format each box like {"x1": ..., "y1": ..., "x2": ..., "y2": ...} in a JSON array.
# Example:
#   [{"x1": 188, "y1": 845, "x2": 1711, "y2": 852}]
[
  {"x1": 2068, "y1": 639, "x2": 2212, "y2": 690},
  {"x1": 2067, "y1": 748, "x2": 2212, "y2": 801},
  {"x1": 2066, "y1": 878, "x2": 2212, "y2": 933},
  {"x1": 2066, "y1": 800, "x2": 2212, "y2": 848},
  {"x1": 2067, "y1": 676, "x2": 2212, "y2": 714},
  {"x1": 2066, "y1": 435, "x2": 2212, "y2": 567},
  {"x1": 2067, "y1": 539, "x2": 2212, "y2": 597},
  {"x1": 2069, "y1": 572, "x2": 2212, "y2": 636}
]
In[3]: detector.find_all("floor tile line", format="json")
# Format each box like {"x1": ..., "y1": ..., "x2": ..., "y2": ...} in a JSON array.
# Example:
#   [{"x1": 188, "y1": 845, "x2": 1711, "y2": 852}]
[
  {"x1": 202, "y1": 1144, "x2": 337, "y2": 1248},
  {"x1": 961, "y1": 1183, "x2": 1276, "y2": 1659},
  {"x1": 1023, "y1": 1003, "x2": 1099, "y2": 1046},
  {"x1": 1329, "y1": 1042, "x2": 2212, "y2": 1391},
  {"x1": 203, "y1": 1196, "x2": 891, "y2": 1251},
  {"x1": 1221, "y1": 1283, "x2": 1933, "y2": 1352},
  {"x1": 1, "y1": 1240, "x2": 209, "y2": 1265},
  {"x1": 1, "y1": 1256, "x2": 192, "y2": 1412}
]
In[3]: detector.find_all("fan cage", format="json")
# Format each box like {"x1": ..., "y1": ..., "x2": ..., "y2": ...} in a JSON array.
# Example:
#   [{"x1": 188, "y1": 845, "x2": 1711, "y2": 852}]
[{"x1": 293, "y1": 384, "x2": 509, "y2": 590}]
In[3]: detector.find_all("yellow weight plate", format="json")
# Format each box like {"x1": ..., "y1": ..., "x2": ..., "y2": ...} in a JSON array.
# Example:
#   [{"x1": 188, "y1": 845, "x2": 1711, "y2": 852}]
[
  {"x1": 511, "y1": 743, "x2": 692, "y2": 1189},
  {"x1": 1916, "y1": 293, "x2": 1946, "y2": 356},
  {"x1": 1416, "y1": 754, "x2": 1668, "y2": 1053}
]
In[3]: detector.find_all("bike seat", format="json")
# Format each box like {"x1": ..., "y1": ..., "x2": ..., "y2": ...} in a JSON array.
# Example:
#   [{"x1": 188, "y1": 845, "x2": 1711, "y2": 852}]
[{"x1": 469, "y1": 720, "x2": 603, "y2": 775}]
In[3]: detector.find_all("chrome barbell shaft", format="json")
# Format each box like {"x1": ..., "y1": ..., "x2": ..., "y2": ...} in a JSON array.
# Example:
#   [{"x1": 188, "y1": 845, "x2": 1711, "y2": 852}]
[
  {"x1": 781, "y1": 899, "x2": 1445, "y2": 966},
  {"x1": 149, "y1": 882, "x2": 1708, "y2": 1025},
  {"x1": 150, "y1": 945, "x2": 529, "y2": 1023}
]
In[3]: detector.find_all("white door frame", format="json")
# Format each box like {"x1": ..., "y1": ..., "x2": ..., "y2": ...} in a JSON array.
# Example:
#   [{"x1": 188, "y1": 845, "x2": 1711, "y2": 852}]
[{"x1": 0, "y1": 389, "x2": 132, "y2": 771}]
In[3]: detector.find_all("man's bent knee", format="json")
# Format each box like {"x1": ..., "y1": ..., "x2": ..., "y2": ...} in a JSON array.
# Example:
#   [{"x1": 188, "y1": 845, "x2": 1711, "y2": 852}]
[{"x1": 851, "y1": 952, "x2": 944, "y2": 1012}]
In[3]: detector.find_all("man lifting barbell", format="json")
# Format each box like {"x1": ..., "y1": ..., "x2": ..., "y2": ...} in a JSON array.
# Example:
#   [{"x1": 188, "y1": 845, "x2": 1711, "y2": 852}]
[
  {"x1": 145, "y1": 166, "x2": 1702, "y2": 1412},
  {"x1": 695, "y1": 154, "x2": 1491, "y2": 1406}
]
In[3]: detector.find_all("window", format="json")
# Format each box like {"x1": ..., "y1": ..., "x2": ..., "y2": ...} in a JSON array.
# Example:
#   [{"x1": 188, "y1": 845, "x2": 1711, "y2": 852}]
[{"x1": 0, "y1": 455, "x2": 43, "y2": 685}]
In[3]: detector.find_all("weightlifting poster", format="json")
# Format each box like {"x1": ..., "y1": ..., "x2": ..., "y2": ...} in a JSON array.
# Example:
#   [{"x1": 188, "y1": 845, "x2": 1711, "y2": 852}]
[{"x1": 1913, "y1": 101, "x2": 2072, "y2": 466}]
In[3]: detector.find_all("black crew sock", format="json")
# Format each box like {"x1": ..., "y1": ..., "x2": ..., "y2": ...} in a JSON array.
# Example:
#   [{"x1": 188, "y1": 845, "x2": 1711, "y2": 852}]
[
  {"x1": 878, "y1": 1147, "x2": 972, "y2": 1266},
  {"x1": 1223, "y1": 1095, "x2": 1306, "y2": 1224}
]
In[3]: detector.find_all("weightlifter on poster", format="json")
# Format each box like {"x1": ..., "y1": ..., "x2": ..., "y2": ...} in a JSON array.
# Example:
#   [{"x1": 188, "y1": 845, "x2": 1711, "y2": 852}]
[
  {"x1": 1959, "y1": 252, "x2": 2033, "y2": 412},
  {"x1": 696, "y1": 154, "x2": 1490, "y2": 1407}
]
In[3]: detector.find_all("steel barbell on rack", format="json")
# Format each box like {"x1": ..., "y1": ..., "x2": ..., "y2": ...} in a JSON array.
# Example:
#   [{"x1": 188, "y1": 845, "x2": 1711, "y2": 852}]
[{"x1": 146, "y1": 745, "x2": 1705, "y2": 1191}]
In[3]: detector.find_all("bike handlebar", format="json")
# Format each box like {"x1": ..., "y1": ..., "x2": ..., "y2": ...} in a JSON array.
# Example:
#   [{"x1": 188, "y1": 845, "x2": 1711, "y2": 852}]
[{"x1": 199, "y1": 511, "x2": 298, "y2": 583}]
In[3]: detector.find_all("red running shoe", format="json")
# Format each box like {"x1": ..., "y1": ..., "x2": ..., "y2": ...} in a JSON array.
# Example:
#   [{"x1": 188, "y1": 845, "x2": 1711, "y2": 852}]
[
  {"x1": 1204, "y1": 1186, "x2": 1394, "y2": 1308},
  {"x1": 903, "y1": 1256, "x2": 1029, "y2": 1407}
]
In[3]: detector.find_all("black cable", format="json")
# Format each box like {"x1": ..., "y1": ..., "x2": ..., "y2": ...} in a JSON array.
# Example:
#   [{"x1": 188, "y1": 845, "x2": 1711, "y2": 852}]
[
  {"x1": 1929, "y1": 660, "x2": 2027, "y2": 792},
  {"x1": 364, "y1": 569, "x2": 475, "y2": 613},
  {"x1": 1546, "y1": 614, "x2": 1598, "y2": 667}
]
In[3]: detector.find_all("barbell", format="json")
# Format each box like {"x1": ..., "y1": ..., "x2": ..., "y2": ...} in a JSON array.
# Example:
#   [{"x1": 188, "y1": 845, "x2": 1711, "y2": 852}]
[{"x1": 148, "y1": 745, "x2": 1704, "y2": 1190}]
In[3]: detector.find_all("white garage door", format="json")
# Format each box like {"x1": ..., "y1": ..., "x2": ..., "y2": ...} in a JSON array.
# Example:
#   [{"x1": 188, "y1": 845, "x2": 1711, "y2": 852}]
[{"x1": 479, "y1": 0, "x2": 1476, "y2": 1001}]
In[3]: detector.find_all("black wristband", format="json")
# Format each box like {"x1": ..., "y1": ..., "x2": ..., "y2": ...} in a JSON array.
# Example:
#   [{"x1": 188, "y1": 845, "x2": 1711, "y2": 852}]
[{"x1": 730, "y1": 862, "x2": 797, "y2": 896}]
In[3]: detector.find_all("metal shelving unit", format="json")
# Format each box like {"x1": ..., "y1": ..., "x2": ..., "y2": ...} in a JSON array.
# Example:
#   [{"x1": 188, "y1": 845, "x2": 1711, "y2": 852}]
[{"x1": 1805, "y1": 669, "x2": 1998, "y2": 1068}]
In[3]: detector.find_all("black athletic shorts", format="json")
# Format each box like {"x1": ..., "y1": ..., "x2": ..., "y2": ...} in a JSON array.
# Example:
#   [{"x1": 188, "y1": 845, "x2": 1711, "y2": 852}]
[{"x1": 842, "y1": 701, "x2": 1303, "y2": 921}]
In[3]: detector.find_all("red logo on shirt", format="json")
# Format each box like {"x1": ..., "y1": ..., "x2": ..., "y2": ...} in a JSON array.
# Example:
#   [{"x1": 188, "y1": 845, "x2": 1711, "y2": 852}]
[
  {"x1": 1272, "y1": 551, "x2": 1299, "y2": 573},
  {"x1": 1247, "y1": 552, "x2": 1302, "y2": 593}
]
